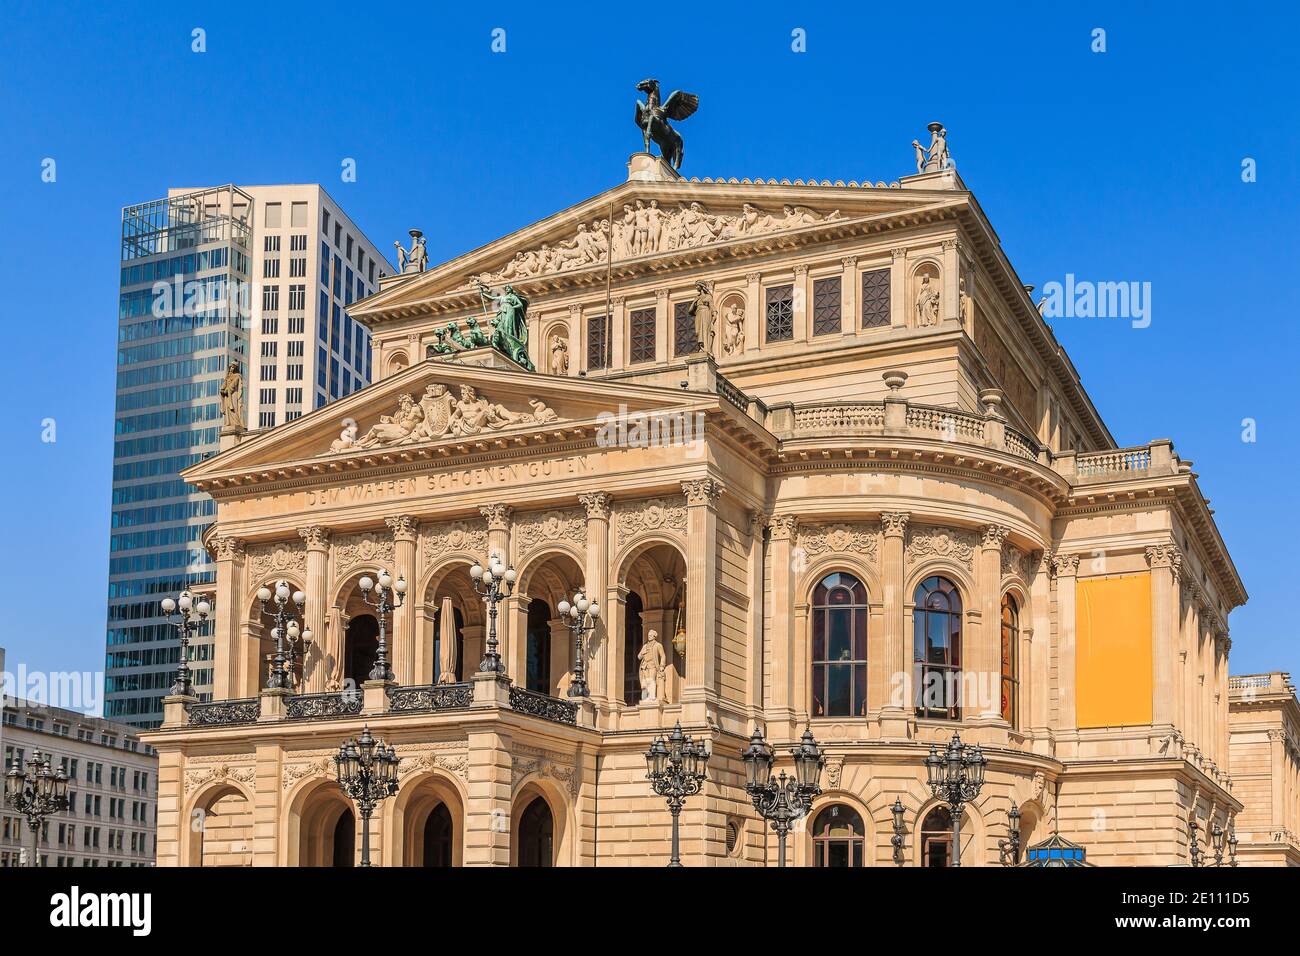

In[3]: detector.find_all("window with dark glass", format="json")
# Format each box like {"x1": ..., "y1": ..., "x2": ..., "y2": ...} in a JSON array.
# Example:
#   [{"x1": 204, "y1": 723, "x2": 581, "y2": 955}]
[
  {"x1": 673, "y1": 300, "x2": 696, "y2": 356},
  {"x1": 812, "y1": 276, "x2": 842, "y2": 336},
  {"x1": 811, "y1": 572, "x2": 868, "y2": 717},
  {"x1": 812, "y1": 804, "x2": 865, "y2": 867},
  {"x1": 629, "y1": 307, "x2": 656, "y2": 364},
  {"x1": 526, "y1": 598, "x2": 551, "y2": 694},
  {"x1": 1001, "y1": 593, "x2": 1019, "y2": 727},
  {"x1": 765, "y1": 284, "x2": 794, "y2": 342},
  {"x1": 913, "y1": 576, "x2": 962, "y2": 720},
  {"x1": 861, "y1": 268, "x2": 890, "y2": 328},
  {"x1": 921, "y1": 806, "x2": 954, "y2": 867},
  {"x1": 623, "y1": 591, "x2": 645, "y2": 706},
  {"x1": 586, "y1": 314, "x2": 608, "y2": 370}
]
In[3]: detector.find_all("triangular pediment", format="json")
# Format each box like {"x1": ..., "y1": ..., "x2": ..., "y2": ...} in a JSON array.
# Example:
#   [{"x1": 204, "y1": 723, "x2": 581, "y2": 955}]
[
  {"x1": 353, "y1": 175, "x2": 967, "y2": 323},
  {"x1": 183, "y1": 358, "x2": 721, "y2": 488}
]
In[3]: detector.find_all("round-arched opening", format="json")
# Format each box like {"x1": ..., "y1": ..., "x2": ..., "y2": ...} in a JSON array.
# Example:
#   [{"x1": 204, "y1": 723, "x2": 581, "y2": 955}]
[
  {"x1": 811, "y1": 571, "x2": 869, "y2": 717},
  {"x1": 913, "y1": 576, "x2": 963, "y2": 720},
  {"x1": 517, "y1": 796, "x2": 554, "y2": 867},
  {"x1": 810, "y1": 803, "x2": 866, "y2": 867},
  {"x1": 345, "y1": 614, "x2": 379, "y2": 686},
  {"x1": 618, "y1": 542, "x2": 687, "y2": 705}
]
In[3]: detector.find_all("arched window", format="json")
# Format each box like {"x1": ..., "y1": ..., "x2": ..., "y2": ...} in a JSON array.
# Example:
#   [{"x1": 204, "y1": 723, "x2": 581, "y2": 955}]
[
  {"x1": 913, "y1": 576, "x2": 962, "y2": 720},
  {"x1": 811, "y1": 804, "x2": 865, "y2": 867},
  {"x1": 811, "y1": 572, "x2": 869, "y2": 717},
  {"x1": 518, "y1": 797, "x2": 554, "y2": 867},
  {"x1": 623, "y1": 591, "x2": 645, "y2": 706},
  {"x1": 1000, "y1": 593, "x2": 1020, "y2": 727},
  {"x1": 920, "y1": 806, "x2": 953, "y2": 868},
  {"x1": 344, "y1": 615, "x2": 379, "y2": 687},
  {"x1": 526, "y1": 598, "x2": 552, "y2": 694}
]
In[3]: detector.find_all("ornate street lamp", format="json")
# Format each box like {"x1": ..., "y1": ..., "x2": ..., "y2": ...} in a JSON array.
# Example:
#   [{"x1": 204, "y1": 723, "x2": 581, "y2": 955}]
[
  {"x1": 334, "y1": 726, "x2": 400, "y2": 867},
  {"x1": 923, "y1": 731, "x2": 988, "y2": 867},
  {"x1": 1188, "y1": 816, "x2": 1203, "y2": 868},
  {"x1": 256, "y1": 580, "x2": 311, "y2": 690},
  {"x1": 469, "y1": 554, "x2": 516, "y2": 676},
  {"x1": 358, "y1": 569, "x2": 406, "y2": 682},
  {"x1": 556, "y1": 589, "x2": 599, "y2": 698},
  {"x1": 160, "y1": 589, "x2": 211, "y2": 697},
  {"x1": 645, "y1": 722, "x2": 710, "y2": 867},
  {"x1": 3, "y1": 750, "x2": 70, "y2": 868},
  {"x1": 999, "y1": 804, "x2": 1022, "y2": 866},
  {"x1": 1210, "y1": 820, "x2": 1236, "y2": 867},
  {"x1": 891, "y1": 798, "x2": 907, "y2": 864},
  {"x1": 741, "y1": 726, "x2": 824, "y2": 867},
  {"x1": 1227, "y1": 820, "x2": 1239, "y2": 867}
]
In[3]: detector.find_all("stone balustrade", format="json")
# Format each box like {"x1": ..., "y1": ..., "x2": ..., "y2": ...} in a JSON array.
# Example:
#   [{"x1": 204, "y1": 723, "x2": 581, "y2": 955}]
[{"x1": 1228, "y1": 672, "x2": 1295, "y2": 698}]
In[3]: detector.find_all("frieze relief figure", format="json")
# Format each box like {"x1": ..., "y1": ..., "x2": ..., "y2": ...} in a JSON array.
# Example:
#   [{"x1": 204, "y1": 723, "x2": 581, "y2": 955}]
[
  {"x1": 324, "y1": 382, "x2": 560, "y2": 455},
  {"x1": 477, "y1": 200, "x2": 842, "y2": 284}
]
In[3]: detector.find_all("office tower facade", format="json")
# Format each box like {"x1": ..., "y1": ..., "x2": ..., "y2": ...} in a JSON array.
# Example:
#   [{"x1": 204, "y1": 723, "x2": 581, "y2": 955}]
[{"x1": 107, "y1": 185, "x2": 389, "y2": 727}]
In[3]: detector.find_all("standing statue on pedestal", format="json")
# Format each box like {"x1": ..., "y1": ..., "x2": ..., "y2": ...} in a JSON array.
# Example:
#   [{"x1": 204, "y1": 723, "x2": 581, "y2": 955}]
[
  {"x1": 220, "y1": 362, "x2": 244, "y2": 429},
  {"x1": 474, "y1": 279, "x2": 535, "y2": 371},
  {"x1": 638, "y1": 629, "x2": 668, "y2": 703},
  {"x1": 688, "y1": 280, "x2": 715, "y2": 354},
  {"x1": 911, "y1": 122, "x2": 951, "y2": 173},
  {"x1": 634, "y1": 78, "x2": 699, "y2": 170},
  {"x1": 395, "y1": 229, "x2": 428, "y2": 274}
]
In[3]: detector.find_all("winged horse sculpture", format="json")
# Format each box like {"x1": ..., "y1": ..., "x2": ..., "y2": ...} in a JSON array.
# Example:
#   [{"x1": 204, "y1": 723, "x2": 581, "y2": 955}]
[{"x1": 634, "y1": 78, "x2": 699, "y2": 170}]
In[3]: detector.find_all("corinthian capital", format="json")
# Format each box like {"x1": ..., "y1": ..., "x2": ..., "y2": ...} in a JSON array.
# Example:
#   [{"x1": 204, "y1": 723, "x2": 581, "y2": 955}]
[
  {"x1": 297, "y1": 526, "x2": 331, "y2": 550},
  {"x1": 209, "y1": 535, "x2": 244, "y2": 561},
  {"x1": 981, "y1": 525, "x2": 1011, "y2": 550},
  {"x1": 767, "y1": 514, "x2": 799, "y2": 540},
  {"x1": 681, "y1": 478, "x2": 723, "y2": 507},
  {"x1": 1145, "y1": 543, "x2": 1183, "y2": 576},
  {"x1": 1051, "y1": 553, "x2": 1080, "y2": 577},
  {"x1": 578, "y1": 491, "x2": 613, "y2": 521},
  {"x1": 480, "y1": 503, "x2": 513, "y2": 531},
  {"x1": 384, "y1": 515, "x2": 420, "y2": 541},
  {"x1": 881, "y1": 512, "x2": 910, "y2": 538}
]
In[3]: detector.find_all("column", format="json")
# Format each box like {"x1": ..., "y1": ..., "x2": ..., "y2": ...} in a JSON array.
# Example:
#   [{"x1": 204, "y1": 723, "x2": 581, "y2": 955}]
[
  {"x1": 744, "y1": 509, "x2": 764, "y2": 718},
  {"x1": 479, "y1": 504, "x2": 512, "y2": 676},
  {"x1": 840, "y1": 256, "x2": 858, "y2": 340},
  {"x1": 889, "y1": 247, "x2": 907, "y2": 329},
  {"x1": 767, "y1": 514, "x2": 798, "y2": 723},
  {"x1": 744, "y1": 272, "x2": 762, "y2": 352},
  {"x1": 941, "y1": 238, "x2": 960, "y2": 324},
  {"x1": 879, "y1": 513, "x2": 910, "y2": 732},
  {"x1": 507, "y1": 591, "x2": 530, "y2": 688},
  {"x1": 1029, "y1": 551, "x2": 1053, "y2": 741},
  {"x1": 297, "y1": 527, "x2": 331, "y2": 693},
  {"x1": 1182, "y1": 583, "x2": 1201, "y2": 754},
  {"x1": 681, "y1": 479, "x2": 722, "y2": 711},
  {"x1": 1052, "y1": 554, "x2": 1081, "y2": 729},
  {"x1": 1145, "y1": 544, "x2": 1181, "y2": 729},
  {"x1": 578, "y1": 491, "x2": 613, "y2": 709},
  {"x1": 1269, "y1": 729, "x2": 1286, "y2": 833},
  {"x1": 654, "y1": 289, "x2": 669, "y2": 364},
  {"x1": 792, "y1": 264, "x2": 810, "y2": 342},
  {"x1": 210, "y1": 535, "x2": 245, "y2": 701},
  {"x1": 976, "y1": 525, "x2": 1010, "y2": 723},
  {"x1": 385, "y1": 515, "x2": 419, "y2": 685},
  {"x1": 609, "y1": 295, "x2": 626, "y2": 371}
]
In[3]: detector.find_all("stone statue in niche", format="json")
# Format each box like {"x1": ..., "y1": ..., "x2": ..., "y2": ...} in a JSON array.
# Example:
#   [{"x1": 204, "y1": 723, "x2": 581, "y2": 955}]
[
  {"x1": 549, "y1": 332, "x2": 570, "y2": 375},
  {"x1": 958, "y1": 275, "x2": 974, "y2": 326},
  {"x1": 638, "y1": 629, "x2": 668, "y2": 703},
  {"x1": 721, "y1": 301, "x2": 745, "y2": 356},
  {"x1": 688, "y1": 280, "x2": 715, "y2": 354},
  {"x1": 220, "y1": 362, "x2": 244, "y2": 429},
  {"x1": 914, "y1": 273, "x2": 941, "y2": 327}
]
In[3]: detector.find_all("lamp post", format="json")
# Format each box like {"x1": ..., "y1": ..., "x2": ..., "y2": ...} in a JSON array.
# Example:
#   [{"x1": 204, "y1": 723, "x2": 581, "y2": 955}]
[
  {"x1": 256, "y1": 580, "x2": 311, "y2": 690},
  {"x1": 3, "y1": 750, "x2": 70, "y2": 868},
  {"x1": 556, "y1": 589, "x2": 599, "y2": 698},
  {"x1": 741, "y1": 726, "x2": 824, "y2": 867},
  {"x1": 645, "y1": 722, "x2": 710, "y2": 867},
  {"x1": 357, "y1": 569, "x2": 406, "y2": 682},
  {"x1": 1210, "y1": 821, "x2": 1236, "y2": 867},
  {"x1": 334, "y1": 725, "x2": 400, "y2": 867},
  {"x1": 469, "y1": 554, "x2": 516, "y2": 676},
  {"x1": 891, "y1": 798, "x2": 907, "y2": 864},
  {"x1": 999, "y1": 804, "x2": 1022, "y2": 866},
  {"x1": 1227, "y1": 820, "x2": 1239, "y2": 867},
  {"x1": 160, "y1": 589, "x2": 211, "y2": 697},
  {"x1": 923, "y1": 732, "x2": 988, "y2": 868},
  {"x1": 1188, "y1": 816, "x2": 1203, "y2": 868}
]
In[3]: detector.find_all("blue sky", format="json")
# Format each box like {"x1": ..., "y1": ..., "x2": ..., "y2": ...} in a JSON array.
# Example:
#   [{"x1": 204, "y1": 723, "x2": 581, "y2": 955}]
[{"x1": 0, "y1": 1, "x2": 1296, "y2": 695}]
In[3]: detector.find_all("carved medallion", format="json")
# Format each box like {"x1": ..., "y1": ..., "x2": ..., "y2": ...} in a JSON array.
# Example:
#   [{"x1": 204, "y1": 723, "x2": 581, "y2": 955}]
[
  {"x1": 796, "y1": 522, "x2": 880, "y2": 558},
  {"x1": 906, "y1": 525, "x2": 977, "y2": 569},
  {"x1": 515, "y1": 509, "x2": 586, "y2": 556},
  {"x1": 616, "y1": 496, "x2": 688, "y2": 546},
  {"x1": 333, "y1": 533, "x2": 396, "y2": 573},
  {"x1": 421, "y1": 519, "x2": 489, "y2": 562}
]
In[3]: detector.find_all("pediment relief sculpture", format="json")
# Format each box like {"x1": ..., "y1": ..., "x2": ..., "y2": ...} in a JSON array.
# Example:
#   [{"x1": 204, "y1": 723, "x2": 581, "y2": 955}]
[
  {"x1": 323, "y1": 382, "x2": 560, "y2": 455},
  {"x1": 476, "y1": 200, "x2": 843, "y2": 285}
]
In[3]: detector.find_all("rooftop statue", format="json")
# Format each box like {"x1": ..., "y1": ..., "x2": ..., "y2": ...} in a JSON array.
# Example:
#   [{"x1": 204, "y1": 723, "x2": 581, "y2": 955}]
[
  {"x1": 634, "y1": 78, "x2": 699, "y2": 170},
  {"x1": 476, "y1": 278, "x2": 535, "y2": 371},
  {"x1": 395, "y1": 229, "x2": 428, "y2": 274},
  {"x1": 911, "y1": 122, "x2": 952, "y2": 173}
]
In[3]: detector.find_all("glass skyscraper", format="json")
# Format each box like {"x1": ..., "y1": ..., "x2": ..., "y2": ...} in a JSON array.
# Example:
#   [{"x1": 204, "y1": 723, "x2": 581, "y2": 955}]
[{"x1": 106, "y1": 184, "x2": 388, "y2": 727}]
